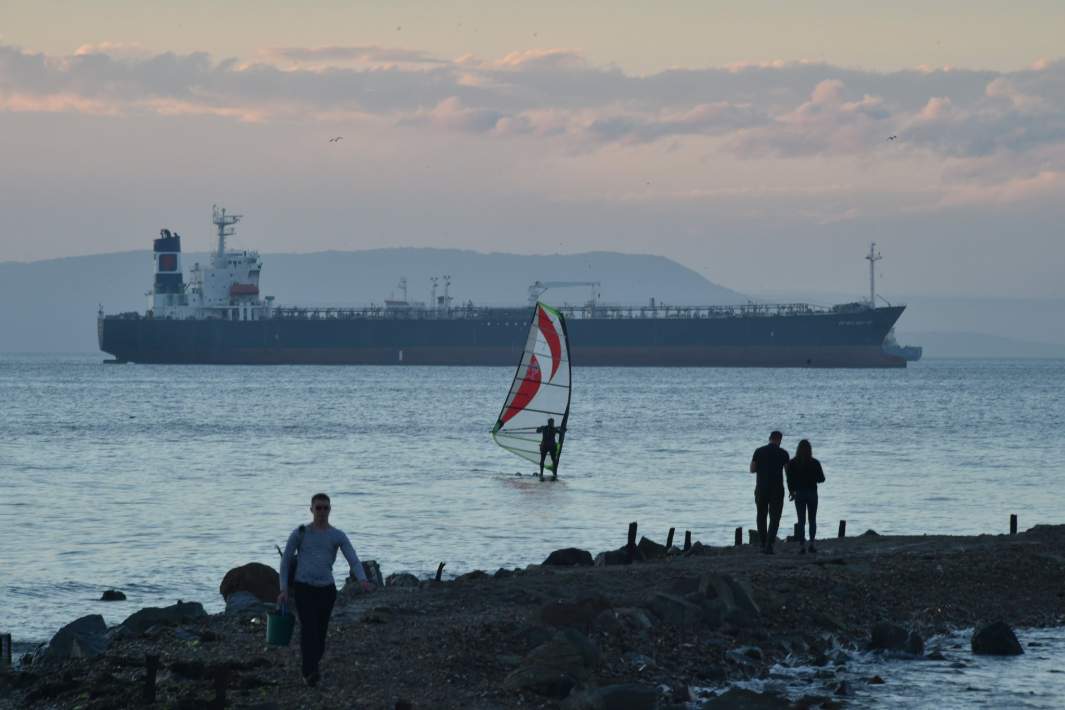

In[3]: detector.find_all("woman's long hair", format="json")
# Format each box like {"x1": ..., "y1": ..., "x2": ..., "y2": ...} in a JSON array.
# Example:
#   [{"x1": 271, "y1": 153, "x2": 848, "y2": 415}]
[{"x1": 795, "y1": 439, "x2": 813, "y2": 463}]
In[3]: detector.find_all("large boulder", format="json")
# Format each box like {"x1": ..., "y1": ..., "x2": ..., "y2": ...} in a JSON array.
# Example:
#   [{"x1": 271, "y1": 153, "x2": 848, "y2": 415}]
[
  {"x1": 972, "y1": 621, "x2": 1023, "y2": 655},
  {"x1": 100, "y1": 589, "x2": 126, "y2": 602},
  {"x1": 869, "y1": 622, "x2": 923, "y2": 655},
  {"x1": 386, "y1": 572, "x2": 420, "y2": 588},
  {"x1": 32, "y1": 614, "x2": 109, "y2": 665},
  {"x1": 593, "y1": 607, "x2": 655, "y2": 636},
  {"x1": 594, "y1": 545, "x2": 644, "y2": 566},
  {"x1": 225, "y1": 591, "x2": 273, "y2": 617},
  {"x1": 120, "y1": 601, "x2": 206, "y2": 634},
  {"x1": 562, "y1": 683, "x2": 659, "y2": 710},
  {"x1": 361, "y1": 560, "x2": 384, "y2": 587},
  {"x1": 544, "y1": 548, "x2": 595, "y2": 567},
  {"x1": 219, "y1": 563, "x2": 279, "y2": 603},
  {"x1": 503, "y1": 629, "x2": 600, "y2": 698},
  {"x1": 645, "y1": 592, "x2": 704, "y2": 628},
  {"x1": 635, "y1": 537, "x2": 667, "y2": 561},
  {"x1": 700, "y1": 574, "x2": 760, "y2": 616}
]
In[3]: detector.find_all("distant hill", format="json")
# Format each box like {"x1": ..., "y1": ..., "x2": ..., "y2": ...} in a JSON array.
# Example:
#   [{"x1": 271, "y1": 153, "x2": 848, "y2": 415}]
[{"x1": 0, "y1": 248, "x2": 747, "y2": 353}]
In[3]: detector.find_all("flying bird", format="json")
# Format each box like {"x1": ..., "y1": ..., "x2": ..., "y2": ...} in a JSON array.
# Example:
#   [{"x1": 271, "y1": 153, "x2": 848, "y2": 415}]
[
  {"x1": 887, "y1": 135, "x2": 898, "y2": 141},
  {"x1": 328, "y1": 136, "x2": 344, "y2": 143}
]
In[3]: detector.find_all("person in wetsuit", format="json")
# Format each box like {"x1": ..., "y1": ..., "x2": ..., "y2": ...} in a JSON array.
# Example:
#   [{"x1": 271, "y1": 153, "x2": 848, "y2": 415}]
[
  {"x1": 536, "y1": 417, "x2": 563, "y2": 480},
  {"x1": 750, "y1": 430, "x2": 790, "y2": 554}
]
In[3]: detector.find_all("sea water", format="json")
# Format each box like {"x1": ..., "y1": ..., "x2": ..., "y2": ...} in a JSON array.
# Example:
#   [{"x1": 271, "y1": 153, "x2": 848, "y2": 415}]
[
  {"x1": 1, "y1": 354, "x2": 1064, "y2": 698},
  {"x1": 708, "y1": 627, "x2": 1065, "y2": 708}
]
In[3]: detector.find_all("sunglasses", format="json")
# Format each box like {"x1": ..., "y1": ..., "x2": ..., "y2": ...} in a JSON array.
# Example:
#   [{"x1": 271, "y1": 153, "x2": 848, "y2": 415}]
[{"x1": 313, "y1": 505, "x2": 331, "y2": 511}]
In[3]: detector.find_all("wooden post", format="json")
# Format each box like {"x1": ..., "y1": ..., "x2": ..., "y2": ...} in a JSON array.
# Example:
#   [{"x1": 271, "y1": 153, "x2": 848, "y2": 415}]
[
  {"x1": 1010, "y1": 514, "x2": 1018, "y2": 535},
  {"x1": 734, "y1": 527, "x2": 743, "y2": 546},
  {"x1": 435, "y1": 562, "x2": 445, "y2": 582},
  {"x1": 666, "y1": 527, "x2": 675, "y2": 549},
  {"x1": 683, "y1": 530, "x2": 692, "y2": 551},
  {"x1": 748, "y1": 529, "x2": 758, "y2": 545},
  {"x1": 213, "y1": 667, "x2": 229, "y2": 709},
  {"x1": 0, "y1": 633, "x2": 11, "y2": 668},
  {"x1": 144, "y1": 654, "x2": 160, "y2": 703},
  {"x1": 838, "y1": 520, "x2": 846, "y2": 538},
  {"x1": 627, "y1": 522, "x2": 638, "y2": 562}
]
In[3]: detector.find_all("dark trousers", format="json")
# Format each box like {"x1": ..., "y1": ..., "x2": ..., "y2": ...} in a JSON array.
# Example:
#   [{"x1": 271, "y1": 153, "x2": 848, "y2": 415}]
[
  {"x1": 755, "y1": 488, "x2": 784, "y2": 550},
  {"x1": 539, "y1": 446, "x2": 557, "y2": 474},
  {"x1": 794, "y1": 489, "x2": 819, "y2": 543},
  {"x1": 293, "y1": 582, "x2": 337, "y2": 678}
]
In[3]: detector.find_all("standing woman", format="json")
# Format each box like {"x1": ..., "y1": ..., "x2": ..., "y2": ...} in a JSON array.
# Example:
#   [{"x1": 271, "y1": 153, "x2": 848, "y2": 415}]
[{"x1": 786, "y1": 439, "x2": 825, "y2": 554}]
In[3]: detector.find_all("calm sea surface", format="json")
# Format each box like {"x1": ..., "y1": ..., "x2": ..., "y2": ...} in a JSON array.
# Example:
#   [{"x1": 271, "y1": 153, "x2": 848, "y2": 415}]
[{"x1": 2, "y1": 354, "x2": 1064, "y2": 697}]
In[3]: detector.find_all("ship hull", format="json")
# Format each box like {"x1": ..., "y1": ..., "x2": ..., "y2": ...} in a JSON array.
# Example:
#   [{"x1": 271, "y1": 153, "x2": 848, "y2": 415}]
[{"x1": 99, "y1": 306, "x2": 907, "y2": 368}]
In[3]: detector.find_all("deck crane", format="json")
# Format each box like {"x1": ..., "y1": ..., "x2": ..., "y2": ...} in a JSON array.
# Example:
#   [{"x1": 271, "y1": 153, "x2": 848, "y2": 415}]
[{"x1": 528, "y1": 281, "x2": 601, "y2": 307}]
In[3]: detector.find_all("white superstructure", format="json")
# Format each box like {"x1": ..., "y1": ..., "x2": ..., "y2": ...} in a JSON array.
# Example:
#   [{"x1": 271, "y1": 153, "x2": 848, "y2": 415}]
[{"x1": 148, "y1": 205, "x2": 273, "y2": 321}]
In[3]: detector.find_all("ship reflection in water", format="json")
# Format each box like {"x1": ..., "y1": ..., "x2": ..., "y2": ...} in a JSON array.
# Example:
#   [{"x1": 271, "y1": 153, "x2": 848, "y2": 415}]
[{"x1": 98, "y1": 207, "x2": 910, "y2": 368}]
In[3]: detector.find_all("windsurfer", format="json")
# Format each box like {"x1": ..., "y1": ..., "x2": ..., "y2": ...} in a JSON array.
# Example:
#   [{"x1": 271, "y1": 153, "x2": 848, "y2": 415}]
[{"x1": 537, "y1": 418, "x2": 563, "y2": 480}]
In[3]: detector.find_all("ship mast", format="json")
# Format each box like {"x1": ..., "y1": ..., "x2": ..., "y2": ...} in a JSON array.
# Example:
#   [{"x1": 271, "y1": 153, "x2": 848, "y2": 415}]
[
  {"x1": 212, "y1": 205, "x2": 243, "y2": 257},
  {"x1": 865, "y1": 242, "x2": 882, "y2": 307}
]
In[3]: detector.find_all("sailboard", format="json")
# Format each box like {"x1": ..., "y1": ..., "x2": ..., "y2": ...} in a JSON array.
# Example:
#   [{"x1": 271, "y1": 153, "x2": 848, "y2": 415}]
[{"x1": 492, "y1": 302, "x2": 571, "y2": 473}]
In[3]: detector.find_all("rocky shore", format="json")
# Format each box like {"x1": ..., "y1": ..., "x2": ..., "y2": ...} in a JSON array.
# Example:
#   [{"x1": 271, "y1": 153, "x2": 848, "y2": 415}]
[{"x1": 3, "y1": 524, "x2": 1064, "y2": 709}]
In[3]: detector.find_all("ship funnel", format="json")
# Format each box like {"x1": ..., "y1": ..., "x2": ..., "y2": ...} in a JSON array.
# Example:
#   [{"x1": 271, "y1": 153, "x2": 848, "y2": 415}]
[{"x1": 153, "y1": 229, "x2": 185, "y2": 296}]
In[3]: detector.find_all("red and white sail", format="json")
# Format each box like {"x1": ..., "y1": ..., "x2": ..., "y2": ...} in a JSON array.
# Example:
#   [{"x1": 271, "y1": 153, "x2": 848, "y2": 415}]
[{"x1": 492, "y1": 302, "x2": 571, "y2": 471}]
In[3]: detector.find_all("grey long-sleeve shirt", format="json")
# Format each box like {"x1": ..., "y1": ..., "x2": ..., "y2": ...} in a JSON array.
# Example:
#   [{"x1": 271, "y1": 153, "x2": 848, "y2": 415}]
[{"x1": 279, "y1": 524, "x2": 367, "y2": 592}]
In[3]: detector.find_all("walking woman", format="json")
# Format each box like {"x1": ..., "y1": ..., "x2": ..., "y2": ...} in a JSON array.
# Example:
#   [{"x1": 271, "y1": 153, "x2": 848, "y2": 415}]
[{"x1": 786, "y1": 439, "x2": 825, "y2": 554}]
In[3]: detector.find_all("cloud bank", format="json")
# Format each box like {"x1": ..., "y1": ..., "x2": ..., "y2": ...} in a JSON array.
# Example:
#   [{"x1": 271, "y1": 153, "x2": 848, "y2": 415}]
[{"x1": 2, "y1": 43, "x2": 1063, "y2": 163}]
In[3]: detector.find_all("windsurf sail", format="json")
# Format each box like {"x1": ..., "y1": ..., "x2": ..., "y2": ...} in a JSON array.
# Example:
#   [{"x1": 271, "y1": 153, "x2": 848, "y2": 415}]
[{"x1": 492, "y1": 302, "x2": 572, "y2": 472}]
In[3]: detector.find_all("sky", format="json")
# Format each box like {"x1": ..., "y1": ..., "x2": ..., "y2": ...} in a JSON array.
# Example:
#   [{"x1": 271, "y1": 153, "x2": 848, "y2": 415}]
[{"x1": 1, "y1": 1, "x2": 1063, "y2": 299}]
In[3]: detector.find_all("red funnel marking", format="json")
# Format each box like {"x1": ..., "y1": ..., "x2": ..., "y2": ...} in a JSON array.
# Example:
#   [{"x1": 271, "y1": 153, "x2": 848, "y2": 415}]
[
  {"x1": 537, "y1": 307, "x2": 562, "y2": 382},
  {"x1": 501, "y1": 355, "x2": 542, "y2": 424}
]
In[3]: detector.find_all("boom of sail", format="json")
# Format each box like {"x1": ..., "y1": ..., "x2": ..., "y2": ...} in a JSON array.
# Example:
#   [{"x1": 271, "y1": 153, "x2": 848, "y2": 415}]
[{"x1": 492, "y1": 302, "x2": 572, "y2": 472}]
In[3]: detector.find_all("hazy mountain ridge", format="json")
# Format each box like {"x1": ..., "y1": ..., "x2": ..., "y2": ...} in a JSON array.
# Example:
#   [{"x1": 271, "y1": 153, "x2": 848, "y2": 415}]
[{"x1": 0, "y1": 248, "x2": 747, "y2": 353}]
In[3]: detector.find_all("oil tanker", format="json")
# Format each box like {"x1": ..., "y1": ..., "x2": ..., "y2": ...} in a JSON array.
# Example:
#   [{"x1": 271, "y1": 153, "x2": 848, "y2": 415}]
[{"x1": 98, "y1": 207, "x2": 907, "y2": 367}]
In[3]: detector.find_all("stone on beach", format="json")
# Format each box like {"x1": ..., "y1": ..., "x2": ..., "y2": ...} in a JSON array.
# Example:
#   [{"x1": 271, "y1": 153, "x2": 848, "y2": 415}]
[
  {"x1": 224, "y1": 591, "x2": 273, "y2": 617},
  {"x1": 385, "y1": 572, "x2": 420, "y2": 587},
  {"x1": 32, "y1": 614, "x2": 109, "y2": 665},
  {"x1": 869, "y1": 622, "x2": 924, "y2": 655},
  {"x1": 635, "y1": 536, "x2": 668, "y2": 560},
  {"x1": 594, "y1": 544, "x2": 645, "y2": 566},
  {"x1": 971, "y1": 621, "x2": 1024, "y2": 655},
  {"x1": 544, "y1": 547, "x2": 595, "y2": 566},
  {"x1": 119, "y1": 600, "x2": 206, "y2": 634},
  {"x1": 503, "y1": 629, "x2": 600, "y2": 698},
  {"x1": 700, "y1": 573, "x2": 761, "y2": 617},
  {"x1": 645, "y1": 592, "x2": 705, "y2": 627},
  {"x1": 218, "y1": 562, "x2": 279, "y2": 603}
]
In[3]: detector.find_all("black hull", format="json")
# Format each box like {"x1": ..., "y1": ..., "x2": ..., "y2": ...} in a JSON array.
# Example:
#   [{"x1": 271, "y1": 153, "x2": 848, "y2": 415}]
[{"x1": 99, "y1": 306, "x2": 907, "y2": 368}]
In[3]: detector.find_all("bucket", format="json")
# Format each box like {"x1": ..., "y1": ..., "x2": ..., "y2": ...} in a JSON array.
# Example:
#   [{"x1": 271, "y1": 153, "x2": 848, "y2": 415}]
[{"x1": 266, "y1": 606, "x2": 296, "y2": 646}]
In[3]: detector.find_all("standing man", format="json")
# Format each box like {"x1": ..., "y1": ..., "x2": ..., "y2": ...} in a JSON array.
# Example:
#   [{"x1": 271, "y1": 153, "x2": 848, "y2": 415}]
[
  {"x1": 277, "y1": 493, "x2": 374, "y2": 686},
  {"x1": 750, "y1": 431, "x2": 790, "y2": 554},
  {"x1": 536, "y1": 417, "x2": 562, "y2": 481}
]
